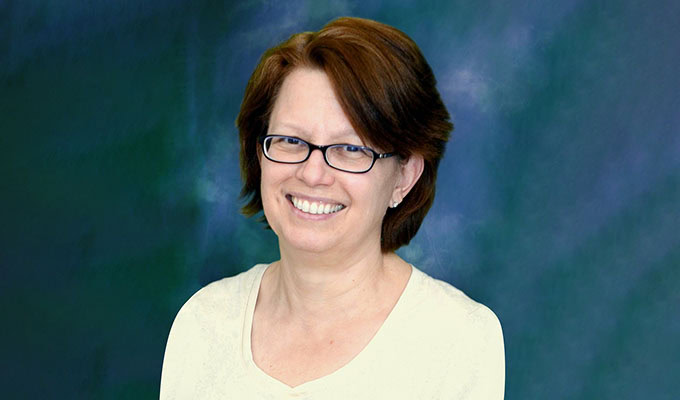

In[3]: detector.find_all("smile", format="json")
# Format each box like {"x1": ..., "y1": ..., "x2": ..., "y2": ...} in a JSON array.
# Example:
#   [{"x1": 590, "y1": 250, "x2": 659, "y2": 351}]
[{"x1": 287, "y1": 195, "x2": 346, "y2": 215}]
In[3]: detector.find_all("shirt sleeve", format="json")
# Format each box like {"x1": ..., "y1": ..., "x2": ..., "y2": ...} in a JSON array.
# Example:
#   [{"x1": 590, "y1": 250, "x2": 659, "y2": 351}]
[
  {"x1": 471, "y1": 305, "x2": 505, "y2": 399},
  {"x1": 441, "y1": 304, "x2": 506, "y2": 400},
  {"x1": 159, "y1": 300, "x2": 204, "y2": 400}
]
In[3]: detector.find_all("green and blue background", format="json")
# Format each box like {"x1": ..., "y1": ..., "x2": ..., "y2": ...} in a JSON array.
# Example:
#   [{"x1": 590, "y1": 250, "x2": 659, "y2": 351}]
[{"x1": 2, "y1": 0, "x2": 678, "y2": 398}]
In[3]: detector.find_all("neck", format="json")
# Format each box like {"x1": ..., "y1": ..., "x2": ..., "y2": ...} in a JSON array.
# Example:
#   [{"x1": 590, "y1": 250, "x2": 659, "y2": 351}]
[{"x1": 265, "y1": 242, "x2": 395, "y2": 325}]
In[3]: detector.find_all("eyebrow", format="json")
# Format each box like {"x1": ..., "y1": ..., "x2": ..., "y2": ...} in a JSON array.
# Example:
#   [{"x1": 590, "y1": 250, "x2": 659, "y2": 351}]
[{"x1": 270, "y1": 122, "x2": 361, "y2": 144}]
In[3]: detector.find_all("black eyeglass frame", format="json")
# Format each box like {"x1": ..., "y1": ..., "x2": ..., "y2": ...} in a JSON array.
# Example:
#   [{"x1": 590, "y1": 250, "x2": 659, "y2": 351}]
[{"x1": 259, "y1": 135, "x2": 396, "y2": 174}]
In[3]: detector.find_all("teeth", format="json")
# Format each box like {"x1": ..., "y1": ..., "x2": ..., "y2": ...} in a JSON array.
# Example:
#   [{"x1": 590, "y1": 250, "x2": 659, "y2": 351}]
[{"x1": 290, "y1": 196, "x2": 344, "y2": 215}]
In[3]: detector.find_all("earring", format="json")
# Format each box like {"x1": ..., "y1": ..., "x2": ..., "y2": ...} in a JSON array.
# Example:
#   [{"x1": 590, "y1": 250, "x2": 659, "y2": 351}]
[{"x1": 391, "y1": 200, "x2": 400, "y2": 208}]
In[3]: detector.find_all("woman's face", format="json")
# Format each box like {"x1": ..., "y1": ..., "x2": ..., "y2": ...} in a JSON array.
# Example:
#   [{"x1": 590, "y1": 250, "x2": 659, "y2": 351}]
[{"x1": 260, "y1": 68, "x2": 418, "y2": 256}]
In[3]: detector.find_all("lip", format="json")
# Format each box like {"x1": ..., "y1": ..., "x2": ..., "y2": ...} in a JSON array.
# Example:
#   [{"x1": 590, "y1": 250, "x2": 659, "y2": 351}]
[{"x1": 285, "y1": 193, "x2": 346, "y2": 220}]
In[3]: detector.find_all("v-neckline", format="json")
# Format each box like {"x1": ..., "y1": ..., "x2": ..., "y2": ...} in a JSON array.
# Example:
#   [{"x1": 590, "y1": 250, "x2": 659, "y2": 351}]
[{"x1": 240, "y1": 263, "x2": 418, "y2": 392}]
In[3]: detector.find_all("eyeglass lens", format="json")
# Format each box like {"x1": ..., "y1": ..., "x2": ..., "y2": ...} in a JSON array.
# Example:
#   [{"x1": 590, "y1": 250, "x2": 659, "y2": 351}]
[{"x1": 264, "y1": 136, "x2": 375, "y2": 172}]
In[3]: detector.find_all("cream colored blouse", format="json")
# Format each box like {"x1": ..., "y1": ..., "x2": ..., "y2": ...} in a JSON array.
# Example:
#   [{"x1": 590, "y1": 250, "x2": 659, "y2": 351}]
[{"x1": 160, "y1": 264, "x2": 504, "y2": 399}]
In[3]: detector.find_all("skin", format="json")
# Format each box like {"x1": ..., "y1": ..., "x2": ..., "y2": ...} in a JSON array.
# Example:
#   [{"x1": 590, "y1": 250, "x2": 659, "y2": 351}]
[{"x1": 252, "y1": 68, "x2": 424, "y2": 387}]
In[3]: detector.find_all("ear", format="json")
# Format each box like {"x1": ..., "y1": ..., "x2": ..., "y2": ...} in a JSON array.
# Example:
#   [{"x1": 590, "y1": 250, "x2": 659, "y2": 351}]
[{"x1": 392, "y1": 154, "x2": 424, "y2": 204}]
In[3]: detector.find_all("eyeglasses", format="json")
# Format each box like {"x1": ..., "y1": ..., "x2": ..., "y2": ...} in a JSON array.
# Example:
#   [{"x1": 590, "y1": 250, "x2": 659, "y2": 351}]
[{"x1": 259, "y1": 135, "x2": 395, "y2": 173}]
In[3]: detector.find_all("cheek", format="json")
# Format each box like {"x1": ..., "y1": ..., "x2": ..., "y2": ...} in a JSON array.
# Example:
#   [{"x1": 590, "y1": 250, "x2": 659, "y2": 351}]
[
  {"x1": 354, "y1": 179, "x2": 393, "y2": 219},
  {"x1": 260, "y1": 162, "x2": 293, "y2": 215},
  {"x1": 260, "y1": 167, "x2": 283, "y2": 234},
  {"x1": 260, "y1": 165, "x2": 278, "y2": 207},
  {"x1": 373, "y1": 170, "x2": 399, "y2": 203}
]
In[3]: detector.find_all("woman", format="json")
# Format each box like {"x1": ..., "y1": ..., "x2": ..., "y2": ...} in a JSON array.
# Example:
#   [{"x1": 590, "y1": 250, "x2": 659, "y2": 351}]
[{"x1": 161, "y1": 17, "x2": 504, "y2": 399}]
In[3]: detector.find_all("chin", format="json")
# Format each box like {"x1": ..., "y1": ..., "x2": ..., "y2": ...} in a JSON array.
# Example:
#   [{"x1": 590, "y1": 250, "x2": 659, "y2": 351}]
[{"x1": 277, "y1": 228, "x2": 341, "y2": 254}]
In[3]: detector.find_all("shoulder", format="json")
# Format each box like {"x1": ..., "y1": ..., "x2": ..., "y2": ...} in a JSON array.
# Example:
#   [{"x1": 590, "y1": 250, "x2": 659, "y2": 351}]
[
  {"x1": 410, "y1": 267, "x2": 502, "y2": 330},
  {"x1": 172, "y1": 264, "x2": 267, "y2": 327},
  {"x1": 162, "y1": 264, "x2": 267, "y2": 350},
  {"x1": 405, "y1": 267, "x2": 504, "y2": 366},
  {"x1": 160, "y1": 264, "x2": 267, "y2": 399},
  {"x1": 407, "y1": 267, "x2": 505, "y2": 398}
]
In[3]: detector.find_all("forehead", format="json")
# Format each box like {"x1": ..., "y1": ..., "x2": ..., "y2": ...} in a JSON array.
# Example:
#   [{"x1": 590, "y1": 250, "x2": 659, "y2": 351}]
[{"x1": 269, "y1": 68, "x2": 360, "y2": 143}]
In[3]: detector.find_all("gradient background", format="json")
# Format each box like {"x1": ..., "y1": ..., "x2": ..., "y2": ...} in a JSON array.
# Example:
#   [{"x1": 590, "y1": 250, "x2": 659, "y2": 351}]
[{"x1": 2, "y1": 0, "x2": 679, "y2": 398}]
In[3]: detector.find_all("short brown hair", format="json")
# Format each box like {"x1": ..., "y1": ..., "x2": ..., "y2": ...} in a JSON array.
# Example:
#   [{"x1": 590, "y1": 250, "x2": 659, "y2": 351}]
[{"x1": 236, "y1": 17, "x2": 453, "y2": 252}]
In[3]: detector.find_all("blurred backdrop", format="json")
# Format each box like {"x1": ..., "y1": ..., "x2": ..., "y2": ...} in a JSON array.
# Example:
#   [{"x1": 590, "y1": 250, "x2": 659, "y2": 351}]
[{"x1": 2, "y1": 0, "x2": 679, "y2": 398}]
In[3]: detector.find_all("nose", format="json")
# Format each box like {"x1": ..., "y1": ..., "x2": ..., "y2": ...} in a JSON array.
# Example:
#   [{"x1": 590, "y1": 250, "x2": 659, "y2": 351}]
[{"x1": 296, "y1": 148, "x2": 334, "y2": 186}]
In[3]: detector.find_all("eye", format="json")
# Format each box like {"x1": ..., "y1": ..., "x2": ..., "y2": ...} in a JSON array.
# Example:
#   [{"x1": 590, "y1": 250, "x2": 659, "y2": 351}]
[
  {"x1": 270, "y1": 136, "x2": 306, "y2": 148},
  {"x1": 334, "y1": 144, "x2": 372, "y2": 159}
]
